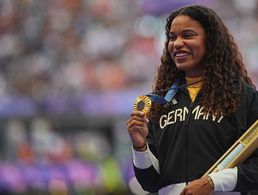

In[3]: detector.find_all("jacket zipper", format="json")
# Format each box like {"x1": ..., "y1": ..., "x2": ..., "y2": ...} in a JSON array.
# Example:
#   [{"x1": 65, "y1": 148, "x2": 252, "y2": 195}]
[
  {"x1": 186, "y1": 102, "x2": 193, "y2": 125},
  {"x1": 185, "y1": 102, "x2": 193, "y2": 185}
]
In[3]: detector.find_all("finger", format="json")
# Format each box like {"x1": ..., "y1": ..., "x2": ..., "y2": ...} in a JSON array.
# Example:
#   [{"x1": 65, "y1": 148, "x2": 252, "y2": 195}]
[
  {"x1": 127, "y1": 114, "x2": 147, "y2": 126},
  {"x1": 129, "y1": 116, "x2": 149, "y2": 126},
  {"x1": 127, "y1": 118, "x2": 147, "y2": 129},
  {"x1": 131, "y1": 110, "x2": 145, "y2": 117},
  {"x1": 128, "y1": 126, "x2": 147, "y2": 137},
  {"x1": 133, "y1": 114, "x2": 148, "y2": 120},
  {"x1": 131, "y1": 113, "x2": 148, "y2": 121},
  {"x1": 127, "y1": 121, "x2": 146, "y2": 131},
  {"x1": 128, "y1": 125, "x2": 143, "y2": 134},
  {"x1": 127, "y1": 116, "x2": 145, "y2": 125},
  {"x1": 128, "y1": 123, "x2": 148, "y2": 133}
]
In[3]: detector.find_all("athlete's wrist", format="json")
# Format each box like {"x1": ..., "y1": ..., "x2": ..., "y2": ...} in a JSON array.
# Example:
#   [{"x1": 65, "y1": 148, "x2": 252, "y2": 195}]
[
  {"x1": 207, "y1": 175, "x2": 215, "y2": 191},
  {"x1": 133, "y1": 142, "x2": 147, "y2": 151}
]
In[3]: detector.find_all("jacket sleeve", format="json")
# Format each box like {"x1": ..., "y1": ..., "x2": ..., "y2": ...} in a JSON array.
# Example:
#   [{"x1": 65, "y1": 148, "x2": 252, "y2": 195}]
[
  {"x1": 235, "y1": 87, "x2": 258, "y2": 192},
  {"x1": 133, "y1": 120, "x2": 160, "y2": 192}
]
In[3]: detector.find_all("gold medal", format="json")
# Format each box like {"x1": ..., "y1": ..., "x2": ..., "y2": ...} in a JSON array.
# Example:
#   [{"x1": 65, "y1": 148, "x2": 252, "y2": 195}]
[{"x1": 133, "y1": 95, "x2": 152, "y2": 115}]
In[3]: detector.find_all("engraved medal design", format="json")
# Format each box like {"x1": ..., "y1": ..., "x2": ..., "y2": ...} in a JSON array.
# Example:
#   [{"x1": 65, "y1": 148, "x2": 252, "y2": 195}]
[{"x1": 133, "y1": 95, "x2": 152, "y2": 115}]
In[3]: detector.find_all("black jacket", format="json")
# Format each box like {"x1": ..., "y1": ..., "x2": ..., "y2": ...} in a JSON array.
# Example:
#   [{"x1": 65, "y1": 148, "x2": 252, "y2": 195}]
[{"x1": 134, "y1": 81, "x2": 258, "y2": 193}]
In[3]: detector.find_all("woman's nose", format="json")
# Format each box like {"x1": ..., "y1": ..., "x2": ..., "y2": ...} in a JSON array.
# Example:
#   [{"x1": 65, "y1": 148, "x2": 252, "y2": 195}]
[{"x1": 174, "y1": 37, "x2": 184, "y2": 49}]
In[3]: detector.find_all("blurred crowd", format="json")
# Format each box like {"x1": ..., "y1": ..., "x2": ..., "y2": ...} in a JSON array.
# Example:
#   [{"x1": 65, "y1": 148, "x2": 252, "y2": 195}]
[
  {"x1": 0, "y1": 0, "x2": 158, "y2": 100},
  {"x1": 0, "y1": 0, "x2": 258, "y2": 194}
]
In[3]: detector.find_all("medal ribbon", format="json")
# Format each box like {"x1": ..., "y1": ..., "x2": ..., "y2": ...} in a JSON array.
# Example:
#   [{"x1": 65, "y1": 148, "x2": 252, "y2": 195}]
[{"x1": 146, "y1": 78, "x2": 202, "y2": 104}]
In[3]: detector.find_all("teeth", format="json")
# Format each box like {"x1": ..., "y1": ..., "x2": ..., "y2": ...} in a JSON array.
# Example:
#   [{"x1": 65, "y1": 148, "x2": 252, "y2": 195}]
[{"x1": 175, "y1": 52, "x2": 188, "y2": 57}]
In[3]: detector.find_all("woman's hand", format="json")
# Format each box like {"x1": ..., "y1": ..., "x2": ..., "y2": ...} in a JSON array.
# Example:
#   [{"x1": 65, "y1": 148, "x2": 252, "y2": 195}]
[
  {"x1": 127, "y1": 111, "x2": 149, "y2": 151},
  {"x1": 180, "y1": 176, "x2": 214, "y2": 195}
]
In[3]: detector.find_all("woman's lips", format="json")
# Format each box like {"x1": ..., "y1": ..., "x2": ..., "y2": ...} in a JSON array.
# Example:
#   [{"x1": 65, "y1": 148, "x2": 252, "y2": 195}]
[{"x1": 173, "y1": 51, "x2": 190, "y2": 62}]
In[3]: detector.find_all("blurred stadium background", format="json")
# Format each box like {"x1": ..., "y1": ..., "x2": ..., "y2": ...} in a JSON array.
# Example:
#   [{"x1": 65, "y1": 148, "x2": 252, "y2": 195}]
[{"x1": 0, "y1": 0, "x2": 257, "y2": 195}]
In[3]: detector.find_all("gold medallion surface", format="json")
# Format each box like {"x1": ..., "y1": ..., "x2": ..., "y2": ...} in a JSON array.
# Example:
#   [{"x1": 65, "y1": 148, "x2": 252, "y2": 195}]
[{"x1": 133, "y1": 95, "x2": 152, "y2": 115}]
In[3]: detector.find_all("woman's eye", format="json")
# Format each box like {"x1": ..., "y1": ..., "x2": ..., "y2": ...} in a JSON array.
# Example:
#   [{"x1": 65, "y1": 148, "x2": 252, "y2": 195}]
[
  {"x1": 169, "y1": 35, "x2": 176, "y2": 41},
  {"x1": 183, "y1": 33, "x2": 194, "y2": 39}
]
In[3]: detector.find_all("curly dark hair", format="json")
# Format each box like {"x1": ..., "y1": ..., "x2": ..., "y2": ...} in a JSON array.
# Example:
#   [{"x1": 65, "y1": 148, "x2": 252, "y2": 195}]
[{"x1": 149, "y1": 5, "x2": 254, "y2": 122}]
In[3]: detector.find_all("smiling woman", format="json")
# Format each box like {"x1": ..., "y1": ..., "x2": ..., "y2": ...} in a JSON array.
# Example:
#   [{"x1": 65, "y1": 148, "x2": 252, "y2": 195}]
[
  {"x1": 168, "y1": 15, "x2": 206, "y2": 77},
  {"x1": 127, "y1": 4, "x2": 258, "y2": 195}
]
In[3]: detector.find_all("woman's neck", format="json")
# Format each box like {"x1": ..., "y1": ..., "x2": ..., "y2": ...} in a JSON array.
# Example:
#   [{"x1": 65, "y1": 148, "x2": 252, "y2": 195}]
[{"x1": 185, "y1": 75, "x2": 203, "y2": 87}]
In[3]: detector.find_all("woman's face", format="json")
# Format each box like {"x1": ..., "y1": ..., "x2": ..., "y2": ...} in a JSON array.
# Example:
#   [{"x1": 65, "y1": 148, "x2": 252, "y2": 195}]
[{"x1": 168, "y1": 15, "x2": 206, "y2": 77}]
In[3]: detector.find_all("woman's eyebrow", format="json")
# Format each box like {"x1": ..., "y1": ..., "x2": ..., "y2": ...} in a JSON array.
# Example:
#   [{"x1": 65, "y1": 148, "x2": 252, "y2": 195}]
[{"x1": 169, "y1": 29, "x2": 198, "y2": 35}]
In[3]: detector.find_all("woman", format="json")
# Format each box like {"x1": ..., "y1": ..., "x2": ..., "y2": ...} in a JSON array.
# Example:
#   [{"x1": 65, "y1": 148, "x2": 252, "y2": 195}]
[{"x1": 127, "y1": 5, "x2": 258, "y2": 195}]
